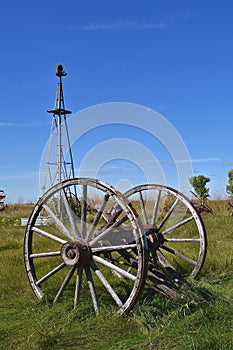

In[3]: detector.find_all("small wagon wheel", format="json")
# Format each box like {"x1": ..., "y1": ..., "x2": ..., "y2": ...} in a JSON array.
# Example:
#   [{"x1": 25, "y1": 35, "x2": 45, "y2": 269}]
[
  {"x1": 123, "y1": 184, "x2": 207, "y2": 290},
  {"x1": 24, "y1": 178, "x2": 148, "y2": 315},
  {"x1": 0, "y1": 190, "x2": 7, "y2": 212}
]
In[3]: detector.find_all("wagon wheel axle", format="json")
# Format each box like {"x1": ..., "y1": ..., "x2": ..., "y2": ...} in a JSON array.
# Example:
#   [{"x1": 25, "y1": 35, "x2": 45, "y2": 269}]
[
  {"x1": 145, "y1": 227, "x2": 165, "y2": 251},
  {"x1": 61, "y1": 239, "x2": 91, "y2": 266}
]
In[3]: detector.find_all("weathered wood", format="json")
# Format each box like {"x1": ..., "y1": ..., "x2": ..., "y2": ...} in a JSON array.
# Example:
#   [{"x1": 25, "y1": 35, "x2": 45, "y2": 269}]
[{"x1": 24, "y1": 178, "x2": 148, "y2": 315}]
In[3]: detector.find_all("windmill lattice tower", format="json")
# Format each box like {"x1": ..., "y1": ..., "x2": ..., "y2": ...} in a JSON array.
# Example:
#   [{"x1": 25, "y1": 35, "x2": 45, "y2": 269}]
[{"x1": 42, "y1": 64, "x2": 76, "y2": 194}]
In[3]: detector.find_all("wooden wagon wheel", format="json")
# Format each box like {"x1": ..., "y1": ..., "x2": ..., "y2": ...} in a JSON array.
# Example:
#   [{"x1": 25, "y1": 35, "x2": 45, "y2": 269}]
[
  {"x1": 123, "y1": 184, "x2": 207, "y2": 294},
  {"x1": 24, "y1": 178, "x2": 148, "y2": 315},
  {"x1": 0, "y1": 190, "x2": 7, "y2": 212}
]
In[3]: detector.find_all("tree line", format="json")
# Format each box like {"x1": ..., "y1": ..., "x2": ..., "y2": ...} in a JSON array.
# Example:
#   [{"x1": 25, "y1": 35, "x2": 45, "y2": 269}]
[{"x1": 189, "y1": 170, "x2": 233, "y2": 202}]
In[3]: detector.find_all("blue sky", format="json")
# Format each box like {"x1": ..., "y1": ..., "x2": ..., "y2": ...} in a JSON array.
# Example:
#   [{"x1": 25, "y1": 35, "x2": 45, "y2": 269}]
[{"x1": 0, "y1": 0, "x2": 233, "y2": 202}]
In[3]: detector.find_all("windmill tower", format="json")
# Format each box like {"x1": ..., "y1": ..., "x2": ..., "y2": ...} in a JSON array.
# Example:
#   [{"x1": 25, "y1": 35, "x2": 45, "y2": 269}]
[{"x1": 42, "y1": 64, "x2": 76, "y2": 193}]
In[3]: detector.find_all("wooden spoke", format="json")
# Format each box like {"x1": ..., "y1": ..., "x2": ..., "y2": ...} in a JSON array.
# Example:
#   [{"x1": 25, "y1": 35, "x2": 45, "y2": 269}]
[
  {"x1": 84, "y1": 264, "x2": 98, "y2": 313},
  {"x1": 157, "y1": 198, "x2": 179, "y2": 231},
  {"x1": 90, "y1": 261, "x2": 123, "y2": 307},
  {"x1": 36, "y1": 262, "x2": 66, "y2": 286},
  {"x1": 74, "y1": 267, "x2": 83, "y2": 308},
  {"x1": 43, "y1": 204, "x2": 73, "y2": 240},
  {"x1": 161, "y1": 216, "x2": 194, "y2": 235},
  {"x1": 151, "y1": 190, "x2": 161, "y2": 226},
  {"x1": 89, "y1": 215, "x2": 128, "y2": 247},
  {"x1": 156, "y1": 250, "x2": 181, "y2": 280},
  {"x1": 81, "y1": 184, "x2": 87, "y2": 237},
  {"x1": 93, "y1": 255, "x2": 137, "y2": 281},
  {"x1": 61, "y1": 189, "x2": 80, "y2": 238},
  {"x1": 161, "y1": 245, "x2": 197, "y2": 265},
  {"x1": 32, "y1": 227, "x2": 66, "y2": 245},
  {"x1": 146, "y1": 265, "x2": 179, "y2": 298},
  {"x1": 112, "y1": 215, "x2": 128, "y2": 228},
  {"x1": 53, "y1": 265, "x2": 77, "y2": 303},
  {"x1": 91, "y1": 243, "x2": 137, "y2": 253},
  {"x1": 139, "y1": 191, "x2": 149, "y2": 224},
  {"x1": 30, "y1": 251, "x2": 61, "y2": 258},
  {"x1": 116, "y1": 248, "x2": 139, "y2": 269},
  {"x1": 85, "y1": 194, "x2": 109, "y2": 240},
  {"x1": 165, "y1": 238, "x2": 201, "y2": 243}
]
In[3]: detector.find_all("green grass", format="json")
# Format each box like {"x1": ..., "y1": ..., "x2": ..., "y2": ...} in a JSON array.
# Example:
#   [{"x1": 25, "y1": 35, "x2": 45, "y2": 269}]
[{"x1": 0, "y1": 203, "x2": 233, "y2": 350}]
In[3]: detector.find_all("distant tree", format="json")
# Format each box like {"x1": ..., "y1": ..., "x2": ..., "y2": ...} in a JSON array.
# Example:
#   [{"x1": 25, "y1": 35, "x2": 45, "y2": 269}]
[
  {"x1": 226, "y1": 169, "x2": 233, "y2": 198},
  {"x1": 189, "y1": 175, "x2": 210, "y2": 202}
]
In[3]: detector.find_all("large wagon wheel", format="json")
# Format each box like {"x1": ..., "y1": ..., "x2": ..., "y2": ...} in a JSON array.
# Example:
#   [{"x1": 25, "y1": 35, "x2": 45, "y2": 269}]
[
  {"x1": 123, "y1": 184, "x2": 207, "y2": 295},
  {"x1": 24, "y1": 178, "x2": 148, "y2": 315}
]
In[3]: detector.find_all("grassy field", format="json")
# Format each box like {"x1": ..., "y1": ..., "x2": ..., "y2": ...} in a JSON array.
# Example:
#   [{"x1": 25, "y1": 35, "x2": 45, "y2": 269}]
[{"x1": 0, "y1": 202, "x2": 232, "y2": 350}]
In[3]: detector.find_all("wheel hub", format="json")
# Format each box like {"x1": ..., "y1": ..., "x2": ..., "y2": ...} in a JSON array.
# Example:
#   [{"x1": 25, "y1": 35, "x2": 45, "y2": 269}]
[
  {"x1": 61, "y1": 239, "x2": 91, "y2": 266},
  {"x1": 145, "y1": 227, "x2": 164, "y2": 250}
]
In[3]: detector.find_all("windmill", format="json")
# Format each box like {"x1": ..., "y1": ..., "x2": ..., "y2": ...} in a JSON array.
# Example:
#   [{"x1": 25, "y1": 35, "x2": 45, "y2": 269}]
[{"x1": 42, "y1": 64, "x2": 76, "y2": 193}]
